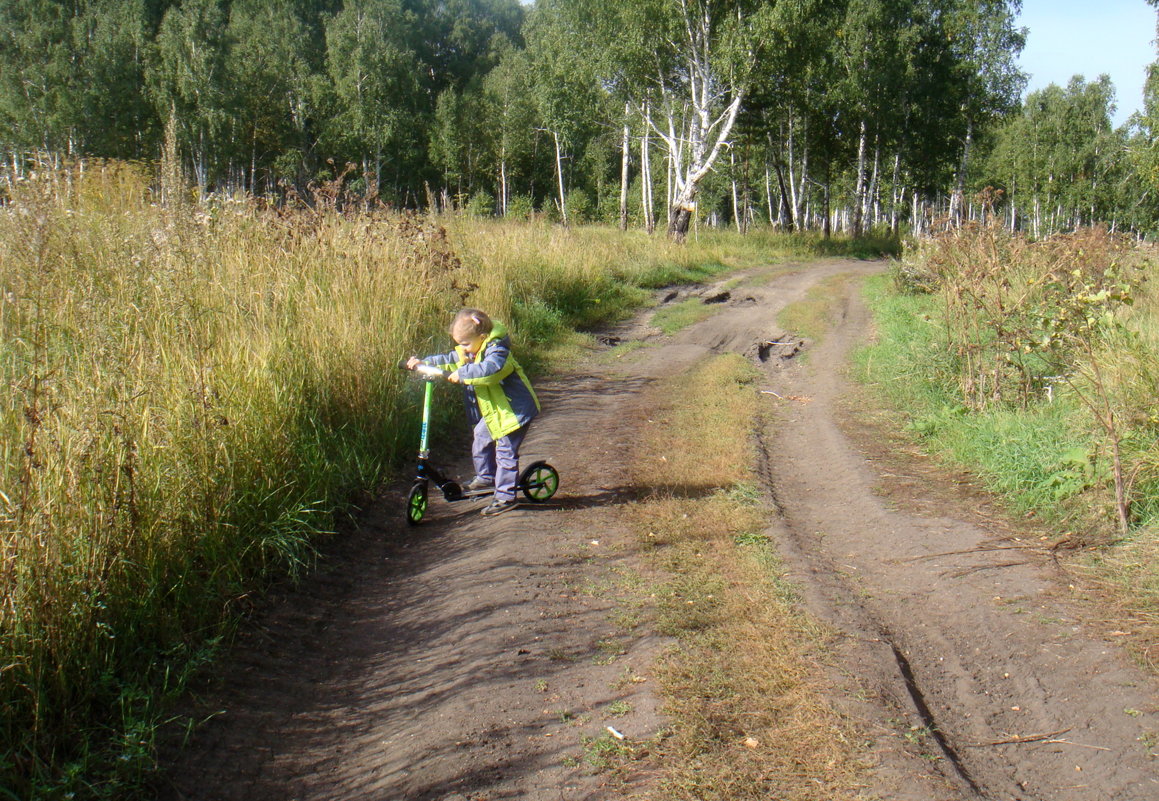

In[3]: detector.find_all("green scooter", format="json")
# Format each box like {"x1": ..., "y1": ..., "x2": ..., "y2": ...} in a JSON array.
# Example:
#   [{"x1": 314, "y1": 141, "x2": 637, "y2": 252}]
[{"x1": 400, "y1": 362, "x2": 560, "y2": 525}]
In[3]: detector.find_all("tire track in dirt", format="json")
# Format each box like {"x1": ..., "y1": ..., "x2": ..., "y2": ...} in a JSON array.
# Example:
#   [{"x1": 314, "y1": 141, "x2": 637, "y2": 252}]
[
  {"x1": 758, "y1": 266, "x2": 1159, "y2": 800},
  {"x1": 157, "y1": 259, "x2": 1157, "y2": 800}
]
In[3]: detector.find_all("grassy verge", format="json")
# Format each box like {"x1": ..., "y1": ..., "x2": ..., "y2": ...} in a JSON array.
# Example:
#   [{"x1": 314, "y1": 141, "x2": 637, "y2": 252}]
[
  {"x1": 615, "y1": 354, "x2": 864, "y2": 800},
  {"x1": 0, "y1": 161, "x2": 892, "y2": 798},
  {"x1": 854, "y1": 237, "x2": 1159, "y2": 670}
]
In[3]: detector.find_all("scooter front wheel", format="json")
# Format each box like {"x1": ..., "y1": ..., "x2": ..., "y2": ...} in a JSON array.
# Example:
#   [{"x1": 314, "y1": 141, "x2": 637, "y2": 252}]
[
  {"x1": 519, "y1": 461, "x2": 559, "y2": 502},
  {"x1": 406, "y1": 481, "x2": 429, "y2": 525}
]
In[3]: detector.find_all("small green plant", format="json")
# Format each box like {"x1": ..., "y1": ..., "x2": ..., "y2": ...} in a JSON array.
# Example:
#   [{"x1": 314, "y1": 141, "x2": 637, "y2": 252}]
[
  {"x1": 593, "y1": 638, "x2": 627, "y2": 665},
  {"x1": 903, "y1": 724, "x2": 932, "y2": 745},
  {"x1": 1140, "y1": 730, "x2": 1158, "y2": 754},
  {"x1": 734, "y1": 530, "x2": 770, "y2": 546},
  {"x1": 606, "y1": 700, "x2": 633, "y2": 717},
  {"x1": 547, "y1": 647, "x2": 576, "y2": 662},
  {"x1": 465, "y1": 190, "x2": 495, "y2": 217},
  {"x1": 579, "y1": 733, "x2": 632, "y2": 771}
]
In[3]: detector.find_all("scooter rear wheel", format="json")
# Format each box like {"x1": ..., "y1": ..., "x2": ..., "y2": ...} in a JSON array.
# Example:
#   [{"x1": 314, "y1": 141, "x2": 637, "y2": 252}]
[
  {"x1": 519, "y1": 461, "x2": 559, "y2": 502},
  {"x1": 406, "y1": 481, "x2": 429, "y2": 525}
]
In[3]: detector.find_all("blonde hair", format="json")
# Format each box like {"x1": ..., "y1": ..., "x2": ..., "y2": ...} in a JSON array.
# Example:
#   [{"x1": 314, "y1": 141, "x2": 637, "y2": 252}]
[{"x1": 450, "y1": 308, "x2": 492, "y2": 339}]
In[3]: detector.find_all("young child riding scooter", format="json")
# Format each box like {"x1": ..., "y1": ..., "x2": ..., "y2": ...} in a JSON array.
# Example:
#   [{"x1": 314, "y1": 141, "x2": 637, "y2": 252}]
[{"x1": 406, "y1": 308, "x2": 540, "y2": 516}]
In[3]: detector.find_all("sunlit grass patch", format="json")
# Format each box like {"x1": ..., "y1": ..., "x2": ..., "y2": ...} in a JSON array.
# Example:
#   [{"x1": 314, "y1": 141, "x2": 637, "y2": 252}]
[
  {"x1": 619, "y1": 354, "x2": 864, "y2": 800},
  {"x1": 1072, "y1": 530, "x2": 1159, "y2": 671},
  {"x1": 778, "y1": 273, "x2": 857, "y2": 343},
  {"x1": 650, "y1": 297, "x2": 721, "y2": 335}
]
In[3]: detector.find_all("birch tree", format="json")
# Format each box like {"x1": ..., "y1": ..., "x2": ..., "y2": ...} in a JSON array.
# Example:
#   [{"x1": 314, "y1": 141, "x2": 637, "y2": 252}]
[
  {"x1": 323, "y1": 0, "x2": 421, "y2": 198},
  {"x1": 482, "y1": 44, "x2": 538, "y2": 215},
  {"x1": 150, "y1": 0, "x2": 231, "y2": 189},
  {"x1": 942, "y1": 0, "x2": 1026, "y2": 225},
  {"x1": 226, "y1": 0, "x2": 320, "y2": 191},
  {"x1": 525, "y1": 0, "x2": 603, "y2": 225},
  {"x1": 562, "y1": 0, "x2": 787, "y2": 239}
]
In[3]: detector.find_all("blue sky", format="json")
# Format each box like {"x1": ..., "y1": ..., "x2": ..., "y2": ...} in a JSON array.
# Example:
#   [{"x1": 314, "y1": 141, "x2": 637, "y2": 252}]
[{"x1": 1016, "y1": 0, "x2": 1156, "y2": 127}]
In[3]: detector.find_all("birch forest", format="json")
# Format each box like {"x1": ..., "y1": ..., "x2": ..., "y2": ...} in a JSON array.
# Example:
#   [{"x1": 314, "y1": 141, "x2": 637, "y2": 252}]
[{"x1": 4, "y1": 0, "x2": 1159, "y2": 239}]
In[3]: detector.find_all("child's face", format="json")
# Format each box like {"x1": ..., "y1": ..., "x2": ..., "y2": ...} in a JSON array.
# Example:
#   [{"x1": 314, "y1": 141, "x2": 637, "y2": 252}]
[{"x1": 453, "y1": 325, "x2": 485, "y2": 356}]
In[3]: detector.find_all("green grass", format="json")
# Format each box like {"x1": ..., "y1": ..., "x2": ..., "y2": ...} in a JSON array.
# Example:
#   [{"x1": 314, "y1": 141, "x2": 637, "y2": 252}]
[
  {"x1": 651, "y1": 297, "x2": 721, "y2": 334},
  {"x1": 777, "y1": 274, "x2": 854, "y2": 342},
  {"x1": 854, "y1": 272, "x2": 1115, "y2": 525},
  {"x1": 856, "y1": 248, "x2": 1159, "y2": 535}
]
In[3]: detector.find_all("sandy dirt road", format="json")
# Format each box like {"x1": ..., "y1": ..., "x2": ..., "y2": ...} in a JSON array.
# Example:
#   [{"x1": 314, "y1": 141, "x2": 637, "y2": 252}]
[{"x1": 158, "y1": 259, "x2": 1157, "y2": 800}]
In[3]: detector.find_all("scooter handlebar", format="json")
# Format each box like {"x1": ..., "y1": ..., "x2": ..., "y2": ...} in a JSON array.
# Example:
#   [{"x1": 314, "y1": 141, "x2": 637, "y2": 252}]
[{"x1": 399, "y1": 359, "x2": 447, "y2": 381}]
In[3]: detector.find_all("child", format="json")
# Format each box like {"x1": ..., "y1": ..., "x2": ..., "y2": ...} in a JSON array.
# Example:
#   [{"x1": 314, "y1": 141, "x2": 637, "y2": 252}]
[{"x1": 407, "y1": 308, "x2": 540, "y2": 515}]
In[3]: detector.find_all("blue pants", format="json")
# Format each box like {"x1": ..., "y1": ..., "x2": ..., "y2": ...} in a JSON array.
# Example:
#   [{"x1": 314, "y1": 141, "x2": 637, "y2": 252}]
[{"x1": 472, "y1": 418, "x2": 529, "y2": 502}]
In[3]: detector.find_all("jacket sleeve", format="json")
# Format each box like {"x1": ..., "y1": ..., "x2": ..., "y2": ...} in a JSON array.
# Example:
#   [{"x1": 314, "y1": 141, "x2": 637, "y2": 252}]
[
  {"x1": 456, "y1": 338, "x2": 512, "y2": 385},
  {"x1": 421, "y1": 350, "x2": 459, "y2": 371}
]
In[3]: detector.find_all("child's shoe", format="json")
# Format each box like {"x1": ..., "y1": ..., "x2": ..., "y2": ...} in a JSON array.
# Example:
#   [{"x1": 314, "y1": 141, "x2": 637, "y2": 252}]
[
  {"x1": 480, "y1": 498, "x2": 519, "y2": 516},
  {"x1": 466, "y1": 476, "x2": 494, "y2": 491}
]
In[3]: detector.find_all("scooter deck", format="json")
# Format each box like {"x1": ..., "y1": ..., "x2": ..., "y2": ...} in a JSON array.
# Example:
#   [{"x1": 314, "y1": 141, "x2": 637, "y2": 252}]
[{"x1": 459, "y1": 488, "x2": 494, "y2": 499}]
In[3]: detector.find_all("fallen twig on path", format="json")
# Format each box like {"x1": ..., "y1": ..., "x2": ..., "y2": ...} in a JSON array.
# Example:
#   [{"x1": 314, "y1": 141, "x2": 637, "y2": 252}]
[
  {"x1": 893, "y1": 544, "x2": 1044, "y2": 564},
  {"x1": 760, "y1": 390, "x2": 811, "y2": 402},
  {"x1": 964, "y1": 728, "x2": 1071, "y2": 747},
  {"x1": 1042, "y1": 738, "x2": 1111, "y2": 751},
  {"x1": 945, "y1": 560, "x2": 1031, "y2": 579}
]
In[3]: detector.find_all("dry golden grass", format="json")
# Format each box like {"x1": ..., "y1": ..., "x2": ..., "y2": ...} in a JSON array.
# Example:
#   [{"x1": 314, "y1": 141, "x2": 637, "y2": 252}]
[{"x1": 621, "y1": 354, "x2": 865, "y2": 800}]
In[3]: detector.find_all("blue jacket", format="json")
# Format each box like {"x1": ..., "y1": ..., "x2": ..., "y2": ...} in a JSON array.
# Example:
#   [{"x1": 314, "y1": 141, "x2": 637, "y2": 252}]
[{"x1": 422, "y1": 320, "x2": 539, "y2": 439}]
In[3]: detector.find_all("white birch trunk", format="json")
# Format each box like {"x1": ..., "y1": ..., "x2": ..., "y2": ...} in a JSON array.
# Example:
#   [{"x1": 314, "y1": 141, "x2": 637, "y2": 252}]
[
  {"x1": 890, "y1": 152, "x2": 901, "y2": 232},
  {"x1": 853, "y1": 119, "x2": 867, "y2": 237},
  {"x1": 553, "y1": 130, "x2": 568, "y2": 226},
  {"x1": 789, "y1": 117, "x2": 806, "y2": 231},
  {"x1": 641, "y1": 112, "x2": 655, "y2": 233},
  {"x1": 950, "y1": 122, "x2": 973, "y2": 227},
  {"x1": 765, "y1": 163, "x2": 775, "y2": 226},
  {"x1": 499, "y1": 157, "x2": 508, "y2": 216},
  {"x1": 666, "y1": 149, "x2": 673, "y2": 227},
  {"x1": 619, "y1": 102, "x2": 631, "y2": 231},
  {"x1": 787, "y1": 117, "x2": 799, "y2": 227},
  {"x1": 731, "y1": 150, "x2": 741, "y2": 233}
]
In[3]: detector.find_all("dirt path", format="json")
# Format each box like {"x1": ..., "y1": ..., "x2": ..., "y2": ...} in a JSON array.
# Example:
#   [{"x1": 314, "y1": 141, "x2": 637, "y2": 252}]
[{"x1": 158, "y1": 260, "x2": 1157, "y2": 800}]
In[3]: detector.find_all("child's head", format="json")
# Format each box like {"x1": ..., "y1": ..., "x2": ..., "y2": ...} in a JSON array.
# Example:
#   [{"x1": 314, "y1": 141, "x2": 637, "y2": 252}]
[{"x1": 450, "y1": 308, "x2": 492, "y2": 354}]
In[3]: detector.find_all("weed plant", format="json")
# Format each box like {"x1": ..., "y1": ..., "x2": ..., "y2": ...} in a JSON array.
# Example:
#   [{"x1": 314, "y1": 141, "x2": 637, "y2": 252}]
[
  {"x1": 860, "y1": 223, "x2": 1159, "y2": 540},
  {"x1": 0, "y1": 160, "x2": 886, "y2": 797}
]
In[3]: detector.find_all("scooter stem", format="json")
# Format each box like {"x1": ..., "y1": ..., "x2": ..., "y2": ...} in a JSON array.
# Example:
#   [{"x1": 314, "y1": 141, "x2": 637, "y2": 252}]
[{"x1": 419, "y1": 379, "x2": 433, "y2": 454}]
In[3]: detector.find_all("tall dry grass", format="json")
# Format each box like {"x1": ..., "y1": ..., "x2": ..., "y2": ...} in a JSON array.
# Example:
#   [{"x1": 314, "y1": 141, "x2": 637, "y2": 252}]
[
  {"x1": 0, "y1": 160, "x2": 842, "y2": 796},
  {"x1": 1, "y1": 163, "x2": 449, "y2": 793}
]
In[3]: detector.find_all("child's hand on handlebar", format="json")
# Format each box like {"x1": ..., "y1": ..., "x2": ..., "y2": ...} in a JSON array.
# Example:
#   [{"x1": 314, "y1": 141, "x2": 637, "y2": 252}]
[
  {"x1": 447, "y1": 371, "x2": 461, "y2": 384},
  {"x1": 406, "y1": 356, "x2": 421, "y2": 370}
]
